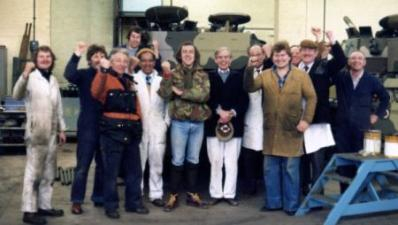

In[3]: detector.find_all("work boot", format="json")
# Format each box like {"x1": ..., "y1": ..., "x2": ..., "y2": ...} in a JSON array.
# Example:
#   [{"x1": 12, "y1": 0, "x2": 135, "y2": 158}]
[
  {"x1": 163, "y1": 193, "x2": 179, "y2": 212},
  {"x1": 22, "y1": 212, "x2": 47, "y2": 225},
  {"x1": 186, "y1": 192, "x2": 208, "y2": 209}
]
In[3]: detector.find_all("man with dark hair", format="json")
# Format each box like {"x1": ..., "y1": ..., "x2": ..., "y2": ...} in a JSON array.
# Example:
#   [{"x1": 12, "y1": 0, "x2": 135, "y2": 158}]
[
  {"x1": 125, "y1": 26, "x2": 145, "y2": 57},
  {"x1": 158, "y1": 41, "x2": 211, "y2": 212},
  {"x1": 244, "y1": 41, "x2": 317, "y2": 215},
  {"x1": 133, "y1": 48, "x2": 169, "y2": 207},
  {"x1": 64, "y1": 42, "x2": 107, "y2": 215},
  {"x1": 121, "y1": 25, "x2": 161, "y2": 73},
  {"x1": 14, "y1": 45, "x2": 66, "y2": 225},
  {"x1": 298, "y1": 30, "x2": 346, "y2": 195}
]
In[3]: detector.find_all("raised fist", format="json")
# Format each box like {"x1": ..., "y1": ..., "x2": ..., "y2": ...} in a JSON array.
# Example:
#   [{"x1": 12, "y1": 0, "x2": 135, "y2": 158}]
[
  {"x1": 248, "y1": 56, "x2": 258, "y2": 67},
  {"x1": 161, "y1": 60, "x2": 171, "y2": 74},
  {"x1": 100, "y1": 58, "x2": 110, "y2": 69},
  {"x1": 311, "y1": 27, "x2": 322, "y2": 41},
  {"x1": 152, "y1": 40, "x2": 159, "y2": 51},
  {"x1": 128, "y1": 56, "x2": 140, "y2": 74},
  {"x1": 325, "y1": 30, "x2": 335, "y2": 44},
  {"x1": 262, "y1": 44, "x2": 272, "y2": 59},
  {"x1": 22, "y1": 62, "x2": 35, "y2": 79},
  {"x1": 74, "y1": 41, "x2": 88, "y2": 56}
]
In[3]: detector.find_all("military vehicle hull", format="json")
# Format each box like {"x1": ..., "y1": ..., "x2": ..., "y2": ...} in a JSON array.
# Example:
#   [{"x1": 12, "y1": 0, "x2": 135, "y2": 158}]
[{"x1": 151, "y1": 31, "x2": 254, "y2": 70}]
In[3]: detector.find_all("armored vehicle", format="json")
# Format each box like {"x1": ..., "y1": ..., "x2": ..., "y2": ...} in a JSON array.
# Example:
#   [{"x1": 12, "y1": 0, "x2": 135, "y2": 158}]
[{"x1": 342, "y1": 15, "x2": 398, "y2": 134}]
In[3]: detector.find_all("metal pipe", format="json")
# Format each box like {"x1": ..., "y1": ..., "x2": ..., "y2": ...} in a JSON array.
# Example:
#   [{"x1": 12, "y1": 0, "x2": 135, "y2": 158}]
[
  {"x1": 33, "y1": 0, "x2": 36, "y2": 40},
  {"x1": 323, "y1": 0, "x2": 326, "y2": 41}
]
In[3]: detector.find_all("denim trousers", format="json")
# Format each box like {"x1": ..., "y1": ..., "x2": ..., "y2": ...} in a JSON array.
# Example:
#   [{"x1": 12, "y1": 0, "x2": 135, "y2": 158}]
[
  {"x1": 263, "y1": 155, "x2": 301, "y2": 212},
  {"x1": 170, "y1": 120, "x2": 204, "y2": 166}
]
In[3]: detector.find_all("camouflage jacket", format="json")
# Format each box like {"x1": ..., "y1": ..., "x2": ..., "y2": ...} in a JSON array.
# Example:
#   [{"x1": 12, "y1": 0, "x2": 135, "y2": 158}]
[{"x1": 158, "y1": 65, "x2": 211, "y2": 121}]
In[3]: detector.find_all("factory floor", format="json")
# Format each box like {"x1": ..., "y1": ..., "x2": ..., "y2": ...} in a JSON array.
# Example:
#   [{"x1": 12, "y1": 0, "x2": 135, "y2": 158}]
[{"x1": 1, "y1": 143, "x2": 398, "y2": 225}]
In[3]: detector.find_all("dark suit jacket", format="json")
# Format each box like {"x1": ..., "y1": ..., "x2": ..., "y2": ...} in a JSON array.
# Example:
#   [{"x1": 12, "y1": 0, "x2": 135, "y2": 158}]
[
  {"x1": 333, "y1": 70, "x2": 389, "y2": 130},
  {"x1": 307, "y1": 42, "x2": 347, "y2": 123},
  {"x1": 205, "y1": 69, "x2": 249, "y2": 137}
]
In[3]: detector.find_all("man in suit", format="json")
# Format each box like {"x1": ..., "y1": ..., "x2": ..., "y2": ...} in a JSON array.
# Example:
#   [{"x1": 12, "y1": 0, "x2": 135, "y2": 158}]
[
  {"x1": 205, "y1": 47, "x2": 248, "y2": 206},
  {"x1": 333, "y1": 50, "x2": 389, "y2": 192},
  {"x1": 298, "y1": 30, "x2": 346, "y2": 194}
]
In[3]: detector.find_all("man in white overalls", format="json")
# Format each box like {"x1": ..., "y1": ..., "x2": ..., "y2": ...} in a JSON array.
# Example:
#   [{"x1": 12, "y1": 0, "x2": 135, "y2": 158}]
[
  {"x1": 133, "y1": 48, "x2": 169, "y2": 207},
  {"x1": 13, "y1": 46, "x2": 66, "y2": 225}
]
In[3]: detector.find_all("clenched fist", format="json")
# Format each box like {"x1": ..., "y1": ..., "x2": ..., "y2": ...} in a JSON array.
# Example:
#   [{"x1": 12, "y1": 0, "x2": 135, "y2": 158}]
[
  {"x1": 100, "y1": 58, "x2": 110, "y2": 69},
  {"x1": 22, "y1": 62, "x2": 35, "y2": 79},
  {"x1": 74, "y1": 41, "x2": 88, "y2": 57},
  {"x1": 161, "y1": 61, "x2": 171, "y2": 74}
]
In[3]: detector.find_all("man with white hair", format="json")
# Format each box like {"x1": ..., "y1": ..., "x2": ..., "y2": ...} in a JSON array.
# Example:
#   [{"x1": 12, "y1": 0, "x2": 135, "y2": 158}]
[{"x1": 91, "y1": 48, "x2": 149, "y2": 219}]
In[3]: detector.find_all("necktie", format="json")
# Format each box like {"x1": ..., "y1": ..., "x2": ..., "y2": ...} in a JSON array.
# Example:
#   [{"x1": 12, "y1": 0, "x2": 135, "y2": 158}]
[
  {"x1": 256, "y1": 69, "x2": 261, "y2": 74},
  {"x1": 146, "y1": 75, "x2": 152, "y2": 85},
  {"x1": 304, "y1": 65, "x2": 309, "y2": 72}
]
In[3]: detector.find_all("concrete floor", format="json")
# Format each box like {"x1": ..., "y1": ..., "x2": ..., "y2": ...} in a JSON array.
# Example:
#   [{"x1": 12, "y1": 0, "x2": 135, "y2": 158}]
[{"x1": 1, "y1": 143, "x2": 398, "y2": 225}]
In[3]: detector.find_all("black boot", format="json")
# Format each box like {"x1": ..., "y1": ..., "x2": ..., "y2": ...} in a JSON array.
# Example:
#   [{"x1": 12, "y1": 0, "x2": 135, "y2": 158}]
[
  {"x1": 23, "y1": 212, "x2": 47, "y2": 225},
  {"x1": 169, "y1": 165, "x2": 184, "y2": 194},
  {"x1": 163, "y1": 165, "x2": 183, "y2": 212},
  {"x1": 185, "y1": 162, "x2": 199, "y2": 193},
  {"x1": 185, "y1": 162, "x2": 208, "y2": 208}
]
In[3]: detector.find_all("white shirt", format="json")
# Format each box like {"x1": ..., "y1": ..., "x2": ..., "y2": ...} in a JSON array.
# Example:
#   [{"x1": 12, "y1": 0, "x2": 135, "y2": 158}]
[
  {"x1": 298, "y1": 61, "x2": 315, "y2": 73},
  {"x1": 350, "y1": 70, "x2": 364, "y2": 89}
]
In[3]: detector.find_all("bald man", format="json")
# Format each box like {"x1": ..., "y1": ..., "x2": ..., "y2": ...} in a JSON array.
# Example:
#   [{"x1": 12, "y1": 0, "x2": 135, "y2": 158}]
[{"x1": 333, "y1": 51, "x2": 389, "y2": 192}]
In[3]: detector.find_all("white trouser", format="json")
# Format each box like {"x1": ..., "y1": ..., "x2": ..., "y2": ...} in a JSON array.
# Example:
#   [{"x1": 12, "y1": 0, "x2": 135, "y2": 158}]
[
  {"x1": 140, "y1": 133, "x2": 166, "y2": 200},
  {"x1": 22, "y1": 134, "x2": 57, "y2": 212},
  {"x1": 207, "y1": 137, "x2": 241, "y2": 199}
]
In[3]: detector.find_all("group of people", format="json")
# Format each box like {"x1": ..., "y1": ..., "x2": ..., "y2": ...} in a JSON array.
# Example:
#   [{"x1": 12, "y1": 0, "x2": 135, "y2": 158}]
[{"x1": 14, "y1": 26, "x2": 390, "y2": 225}]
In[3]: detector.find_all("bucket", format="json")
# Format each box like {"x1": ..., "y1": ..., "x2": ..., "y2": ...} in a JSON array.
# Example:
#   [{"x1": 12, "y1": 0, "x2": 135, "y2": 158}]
[
  {"x1": 384, "y1": 134, "x2": 398, "y2": 158},
  {"x1": 363, "y1": 130, "x2": 382, "y2": 155}
]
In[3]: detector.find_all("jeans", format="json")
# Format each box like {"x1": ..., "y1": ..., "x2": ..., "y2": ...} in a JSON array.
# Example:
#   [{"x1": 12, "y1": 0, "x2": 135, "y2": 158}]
[
  {"x1": 170, "y1": 120, "x2": 204, "y2": 166},
  {"x1": 100, "y1": 133, "x2": 142, "y2": 211},
  {"x1": 71, "y1": 128, "x2": 104, "y2": 204},
  {"x1": 263, "y1": 155, "x2": 301, "y2": 212}
]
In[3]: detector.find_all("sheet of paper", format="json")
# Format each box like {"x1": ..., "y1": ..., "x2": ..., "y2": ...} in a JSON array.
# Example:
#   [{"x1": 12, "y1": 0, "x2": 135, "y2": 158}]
[{"x1": 304, "y1": 123, "x2": 335, "y2": 154}]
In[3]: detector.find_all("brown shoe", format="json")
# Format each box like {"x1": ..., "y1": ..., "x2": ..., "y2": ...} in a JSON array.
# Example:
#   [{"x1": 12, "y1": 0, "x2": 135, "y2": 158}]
[
  {"x1": 71, "y1": 203, "x2": 83, "y2": 215},
  {"x1": 186, "y1": 192, "x2": 208, "y2": 209},
  {"x1": 163, "y1": 194, "x2": 178, "y2": 212}
]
